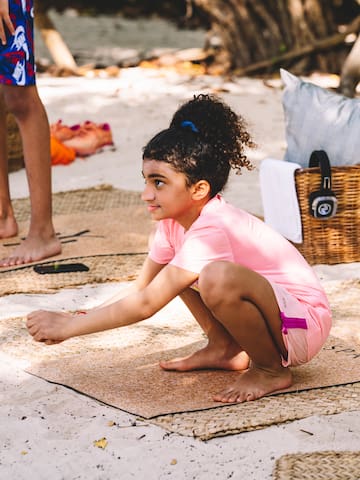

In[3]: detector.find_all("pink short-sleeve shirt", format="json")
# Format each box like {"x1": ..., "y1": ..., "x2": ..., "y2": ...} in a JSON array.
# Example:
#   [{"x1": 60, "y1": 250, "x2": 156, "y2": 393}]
[{"x1": 149, "y1": 195, "x2": 332, "y2": 366}]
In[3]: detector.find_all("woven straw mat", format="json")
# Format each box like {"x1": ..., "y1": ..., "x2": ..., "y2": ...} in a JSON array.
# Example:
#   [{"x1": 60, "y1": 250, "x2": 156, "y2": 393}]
[
  {"x1": 273, "y1": 451, "x2": 360, "y2": 480},
  {"x1": 0, "y1": 186, "x2": 150, "y2": 294}
]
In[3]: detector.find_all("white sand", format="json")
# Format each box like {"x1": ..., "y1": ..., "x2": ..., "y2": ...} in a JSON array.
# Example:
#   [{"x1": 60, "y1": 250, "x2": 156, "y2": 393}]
[{"x1": 1, "y1": 13, "x2": 359, "y2": 479}]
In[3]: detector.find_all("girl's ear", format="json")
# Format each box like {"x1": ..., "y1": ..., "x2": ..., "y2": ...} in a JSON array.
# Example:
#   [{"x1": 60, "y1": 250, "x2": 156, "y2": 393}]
[{"x1": 192, "y1": 180, "x2": 211, "y2": 200}]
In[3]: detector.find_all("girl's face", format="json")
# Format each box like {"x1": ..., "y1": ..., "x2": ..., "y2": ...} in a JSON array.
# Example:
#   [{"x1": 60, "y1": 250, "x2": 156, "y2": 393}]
[{"x1": 141, "y1": 159, "x2": 201, "y2": 229}]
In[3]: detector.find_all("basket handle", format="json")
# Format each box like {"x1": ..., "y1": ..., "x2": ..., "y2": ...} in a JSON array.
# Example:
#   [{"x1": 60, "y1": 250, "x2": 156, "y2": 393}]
[
  {"x1": 309, "y1": 150, "x2": 332, "y2": 190},
  {"x1": 308, "y1": 150, "x2": 338, "y2": 219}
]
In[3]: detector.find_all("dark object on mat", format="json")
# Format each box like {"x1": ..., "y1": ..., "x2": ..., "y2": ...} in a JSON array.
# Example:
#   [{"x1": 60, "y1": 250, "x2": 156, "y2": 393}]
[{"x1": 33, "y1": 263, "x2": 90, "y2": 274}]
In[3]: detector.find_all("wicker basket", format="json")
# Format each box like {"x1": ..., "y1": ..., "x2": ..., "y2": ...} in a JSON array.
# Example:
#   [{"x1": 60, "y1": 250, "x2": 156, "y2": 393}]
[
  {"x1": 6, "y1": 110, "x2": 24, "y2": 172},
  {"x1": 294, "y1": 164, "x2": 360, "y2": 265}
]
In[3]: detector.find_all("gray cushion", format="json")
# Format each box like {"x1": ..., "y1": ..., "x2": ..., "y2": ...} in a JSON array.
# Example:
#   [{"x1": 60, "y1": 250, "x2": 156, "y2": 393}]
[{"x1": 281, "y1": 68, "x2": 360, "y2": 168}]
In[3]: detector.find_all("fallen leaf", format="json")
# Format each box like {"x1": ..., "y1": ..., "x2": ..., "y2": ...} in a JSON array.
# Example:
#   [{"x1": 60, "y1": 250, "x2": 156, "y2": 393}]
[{"x1": 93, "y1": 438, "x2": 108, "y2": 449}]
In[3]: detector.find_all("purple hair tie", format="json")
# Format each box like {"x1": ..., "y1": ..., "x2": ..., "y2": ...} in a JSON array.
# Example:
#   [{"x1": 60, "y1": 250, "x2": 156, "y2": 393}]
[{"x1": 181, "y1": 120, "x2": 199, "y2": 133}]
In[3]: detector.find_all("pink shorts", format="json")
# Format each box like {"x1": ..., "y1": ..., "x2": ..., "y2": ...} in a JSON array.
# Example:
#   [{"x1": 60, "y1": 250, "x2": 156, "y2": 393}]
[{"x1": 270, "y1": 282, "x2": 331, "y2": 367}]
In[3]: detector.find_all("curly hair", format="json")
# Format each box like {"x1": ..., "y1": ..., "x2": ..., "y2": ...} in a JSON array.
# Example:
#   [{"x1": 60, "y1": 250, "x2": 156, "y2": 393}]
[{"x1": 142, "y1": 94, "x2": 255, "y2": 197}]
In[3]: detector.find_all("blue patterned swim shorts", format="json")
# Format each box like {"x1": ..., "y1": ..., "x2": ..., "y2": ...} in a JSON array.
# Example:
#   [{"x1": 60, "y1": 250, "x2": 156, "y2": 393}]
[{"x1": 0, "y1": 0, "x2": 35, "y2": 86}]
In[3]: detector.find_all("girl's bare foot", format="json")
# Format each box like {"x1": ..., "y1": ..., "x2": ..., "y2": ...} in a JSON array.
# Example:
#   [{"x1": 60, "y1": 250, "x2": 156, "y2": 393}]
[
  {"x1": 160, "y1": 341, "x2": 250, "y2": 372},
  {"x1": 0, "y1": 233, "x2": 62, "y2": 267},
  {"x1": 27, "y1": 310, "x2": 74, "y2": 344},
  {"x1": 213, "y1": 365, "x2": 292, "y2": 403}
]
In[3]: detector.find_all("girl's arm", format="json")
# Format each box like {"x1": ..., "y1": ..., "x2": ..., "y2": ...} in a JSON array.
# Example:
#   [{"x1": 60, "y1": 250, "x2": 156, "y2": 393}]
[
  {"x1": 26, "y1": 262, "x2": 198, "y2": 344},
  {"x1": 94, "y1": 256, "x2": 165, "y2": 308}
]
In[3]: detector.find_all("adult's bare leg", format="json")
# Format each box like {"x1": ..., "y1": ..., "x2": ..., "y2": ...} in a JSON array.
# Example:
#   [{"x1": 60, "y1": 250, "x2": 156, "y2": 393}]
[
  {"x1": 198, "y1": 261, "x2": 292, "y2": 403},
  {"x1": 0, "y1": 85, "x2": 61, "y2": 266},
  {"x1": 0, "y1": 92, "x2": 18, "y2": 239},
  {"x1": 160, "y1": 287, "x2": 250, "y2": 371}
]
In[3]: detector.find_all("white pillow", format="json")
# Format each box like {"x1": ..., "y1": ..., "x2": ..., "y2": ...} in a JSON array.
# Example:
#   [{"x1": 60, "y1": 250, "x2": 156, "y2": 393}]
[{"x1": 281, "y1": 68, "x2": 360, "y2": 168}]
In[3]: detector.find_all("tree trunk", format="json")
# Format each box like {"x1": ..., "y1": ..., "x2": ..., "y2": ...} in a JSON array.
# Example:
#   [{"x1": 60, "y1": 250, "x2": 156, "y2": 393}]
[
  {"x1": 34, "y1": 1, "x2": 77, "y2": 71},
  {"x1": 234, "y1": 15, "x2": 360, "y2": 75},
  {"x1": 339, "y1": 34, "x2": 360, "y2": 97},
  {"x1": 192, "y1": 0, "x2": 360, "y2": 75}
]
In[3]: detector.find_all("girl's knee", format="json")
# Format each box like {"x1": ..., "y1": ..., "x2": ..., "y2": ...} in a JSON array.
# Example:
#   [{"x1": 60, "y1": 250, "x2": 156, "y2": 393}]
[{"x1": 199, "y1": 261, "x2": 236, "y2": 307}]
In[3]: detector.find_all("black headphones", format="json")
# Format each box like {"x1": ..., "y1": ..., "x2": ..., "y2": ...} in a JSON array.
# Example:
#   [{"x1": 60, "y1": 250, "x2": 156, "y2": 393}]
[{"x1": 308, "y1": 150, "x2": 337, "y2": 219}]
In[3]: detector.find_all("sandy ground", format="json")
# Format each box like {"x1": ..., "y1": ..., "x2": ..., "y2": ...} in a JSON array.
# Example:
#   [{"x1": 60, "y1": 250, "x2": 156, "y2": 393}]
[{"x1": 1, "y1": 12, "x2": 360, "y2": 480}]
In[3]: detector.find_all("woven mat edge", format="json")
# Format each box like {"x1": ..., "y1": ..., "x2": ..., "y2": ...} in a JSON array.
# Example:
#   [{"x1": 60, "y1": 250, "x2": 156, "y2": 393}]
[
  {"x1": 0, "y1": 252, "x2": 147, "y2": 274},
  {"x1": 148, "y1": 382, "x2": 360, "y2": 440}
]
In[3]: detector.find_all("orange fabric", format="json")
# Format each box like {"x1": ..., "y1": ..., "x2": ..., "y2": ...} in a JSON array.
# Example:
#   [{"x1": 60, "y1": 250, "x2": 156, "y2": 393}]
[{"x1": 50, "y1": 135, "x2": 76, "y2": 166}]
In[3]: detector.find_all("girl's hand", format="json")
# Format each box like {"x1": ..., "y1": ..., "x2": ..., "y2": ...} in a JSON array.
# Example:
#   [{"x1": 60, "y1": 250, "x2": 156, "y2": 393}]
[
  {"x1": 26, "y1": 310, "x2": 74, "y2": 344},
  {"x1": 0, "y1": 0, "x2": 15, "y2": 45}
]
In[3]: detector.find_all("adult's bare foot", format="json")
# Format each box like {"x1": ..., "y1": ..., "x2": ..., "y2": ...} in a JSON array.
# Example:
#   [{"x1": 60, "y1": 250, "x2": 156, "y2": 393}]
[
  {"x1": 159, "y1": 342, "x2": 250, "y2": 372},
  {"x1": 0, "y1": 233, "x2": 62, "y2": 267},
  {"x1": 213, "y1": 365, "x2": 292, "y2": 403}
]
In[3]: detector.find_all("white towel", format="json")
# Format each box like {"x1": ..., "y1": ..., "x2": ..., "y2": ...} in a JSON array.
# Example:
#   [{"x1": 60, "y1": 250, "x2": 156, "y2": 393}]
[{"x1": 259, "y1": 158, "x2": 303, "y2": 243}]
